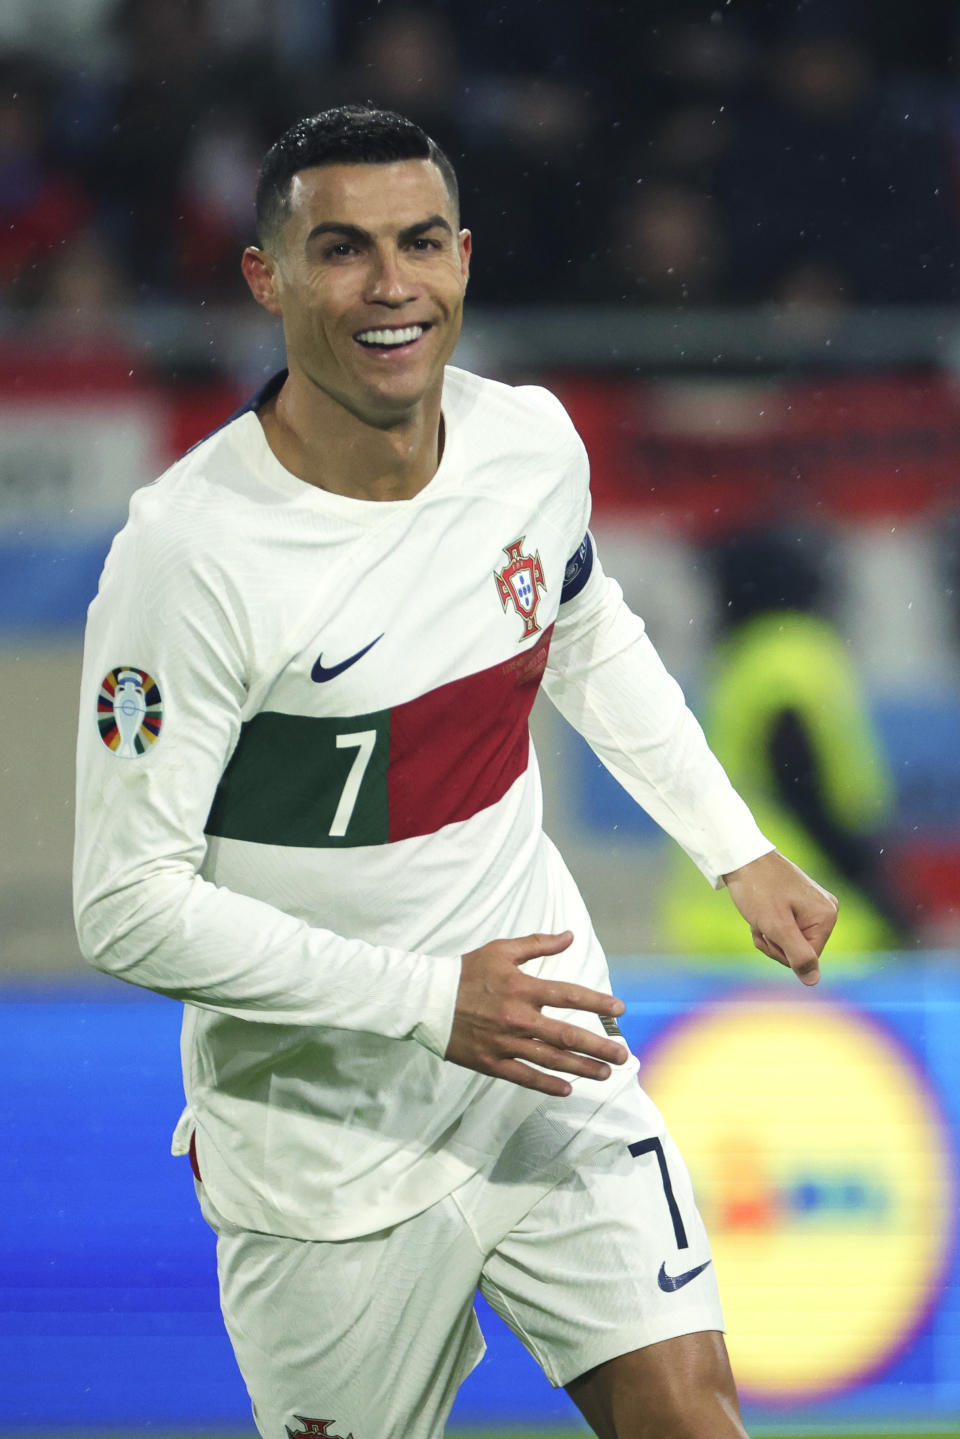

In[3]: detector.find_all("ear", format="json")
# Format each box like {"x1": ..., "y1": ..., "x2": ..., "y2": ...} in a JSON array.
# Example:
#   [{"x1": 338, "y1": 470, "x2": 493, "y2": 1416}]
[
  {"x1": 458, "y1": 228, "x2": 472, "y2": 286},
  {"x1": 241, "y1": 246, "x2": 282, "y2": 317}
]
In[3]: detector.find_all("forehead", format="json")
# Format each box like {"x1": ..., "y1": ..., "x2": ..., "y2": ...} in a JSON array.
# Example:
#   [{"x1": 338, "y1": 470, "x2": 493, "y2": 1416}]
[{"x1": 284, "y1": 159, "x2": 455, "y2": 237}]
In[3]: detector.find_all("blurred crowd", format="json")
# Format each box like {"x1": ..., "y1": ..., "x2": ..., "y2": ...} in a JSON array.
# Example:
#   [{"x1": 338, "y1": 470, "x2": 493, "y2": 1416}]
[{"x1": 2, "y1": 0, "x2": 960, "y2": 315}]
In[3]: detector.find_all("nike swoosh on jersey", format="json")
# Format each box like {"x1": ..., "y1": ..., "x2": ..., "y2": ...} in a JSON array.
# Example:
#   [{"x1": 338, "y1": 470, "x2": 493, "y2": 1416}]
[
  {"x1": 206, "y1": 626, "x2": 554, "y2": 850},
  {"x1": 311, "y1": 635, "x2": 384, "y2": 683},
  {"x1": 657, "y1": 1259, "x2": 713, "y2": 1292}
]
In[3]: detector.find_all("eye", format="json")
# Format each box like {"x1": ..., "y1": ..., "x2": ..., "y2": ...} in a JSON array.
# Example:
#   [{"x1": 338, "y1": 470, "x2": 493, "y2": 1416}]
[
  {"x1": 410, "y1": 236, "x2": 442, "y2": 252},
  {"x1": 324, "y1": 242, "x2": 358, "y2": 260}
]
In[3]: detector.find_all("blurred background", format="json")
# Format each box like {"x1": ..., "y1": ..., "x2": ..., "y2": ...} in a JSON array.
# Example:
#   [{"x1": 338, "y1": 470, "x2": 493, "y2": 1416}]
[{"x1": 1, "y1": 0, "x2": 959, "y2": 1435}]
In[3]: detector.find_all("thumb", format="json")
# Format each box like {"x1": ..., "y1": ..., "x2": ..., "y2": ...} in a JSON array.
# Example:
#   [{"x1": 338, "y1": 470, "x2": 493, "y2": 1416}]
[
  {"x1": 760, "y1": 924, "x2": 821, "y2": 987},
  {"x1": 788, "y1": 941, "x2": 821, "y2": 987},
  {"x1": 507, "y1": 930, "x2": 574, "y2": 966}
]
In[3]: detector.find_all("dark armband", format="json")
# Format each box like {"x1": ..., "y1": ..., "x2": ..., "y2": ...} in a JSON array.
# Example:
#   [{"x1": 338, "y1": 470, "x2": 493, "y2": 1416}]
[{"x1": 560, "y1": 533, "x2": 594, "y2": 604}]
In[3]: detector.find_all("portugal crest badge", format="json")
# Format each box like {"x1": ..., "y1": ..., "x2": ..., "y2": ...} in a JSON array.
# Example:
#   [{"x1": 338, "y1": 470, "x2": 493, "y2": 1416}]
[
  {"x1": 97, "y1": 666, "x2": 163, "y2": 757},
  {"x1": 494, "y1": 537, "x2": 546, "y2": 641},
  {"x1": 285, "y1": 1420, "x2": 354, "y2": 1439}
]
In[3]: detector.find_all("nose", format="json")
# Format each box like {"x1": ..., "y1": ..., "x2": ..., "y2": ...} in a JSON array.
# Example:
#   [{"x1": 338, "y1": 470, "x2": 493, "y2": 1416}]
[{"x1": 365, "y1": 243, "x2": 415, "y2": 307}]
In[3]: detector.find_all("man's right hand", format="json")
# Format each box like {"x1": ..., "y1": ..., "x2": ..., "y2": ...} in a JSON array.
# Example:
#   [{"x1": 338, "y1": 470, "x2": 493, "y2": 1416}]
[{"x1": 445, "y1": 931, "x2": 628, "y2": 1097}]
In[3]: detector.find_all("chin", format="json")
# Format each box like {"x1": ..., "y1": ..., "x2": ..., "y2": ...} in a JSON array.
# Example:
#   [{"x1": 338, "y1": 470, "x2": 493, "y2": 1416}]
[
  {"x1": 355, "y1": 389, "x2": 424, "y2": 428},
  {"x1": 365, "y1": 375, "x2": 439, "y2": 418}
]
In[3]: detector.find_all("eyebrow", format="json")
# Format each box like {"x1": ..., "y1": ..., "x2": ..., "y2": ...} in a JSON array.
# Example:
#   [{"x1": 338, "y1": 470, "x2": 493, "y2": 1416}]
[{"x1": 305, "y1": 214, "x2": 454, "y2": 247}]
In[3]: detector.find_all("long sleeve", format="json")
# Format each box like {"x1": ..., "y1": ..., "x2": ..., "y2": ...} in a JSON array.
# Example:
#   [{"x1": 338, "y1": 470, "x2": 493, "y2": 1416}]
[
  {"x1": 542, "y1": 541, "x2": 773, "y2": 887},
  {"x1": 73, "y1": 506, "x2": 460, "y2": 1057}
]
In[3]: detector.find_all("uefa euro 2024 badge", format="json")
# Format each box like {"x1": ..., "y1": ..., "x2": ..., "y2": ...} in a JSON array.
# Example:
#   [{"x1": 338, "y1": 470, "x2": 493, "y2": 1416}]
[
  {"x1": 494, "y1": 536, "x2": 546, "y2": 641},
  {"x1": 97, "y1": 667, "x2": 163, "y2": 757}
]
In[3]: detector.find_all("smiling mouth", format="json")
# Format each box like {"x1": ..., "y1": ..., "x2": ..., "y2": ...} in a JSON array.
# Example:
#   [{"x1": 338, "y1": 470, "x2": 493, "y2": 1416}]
[{"x1": 353, "y1": 323, "x2": 430, "y2": 350}]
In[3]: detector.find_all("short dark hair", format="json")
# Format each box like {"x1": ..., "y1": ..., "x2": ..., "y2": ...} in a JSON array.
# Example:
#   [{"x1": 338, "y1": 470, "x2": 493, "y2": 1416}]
[{"x1": 255, "y1": 105, "x2": 460, "y2": 246}]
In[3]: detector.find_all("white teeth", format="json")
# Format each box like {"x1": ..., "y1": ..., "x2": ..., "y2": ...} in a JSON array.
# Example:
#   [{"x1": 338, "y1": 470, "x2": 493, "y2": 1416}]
[{"x1": 355, "y1": 325, "x2": 424, "y2": 347}]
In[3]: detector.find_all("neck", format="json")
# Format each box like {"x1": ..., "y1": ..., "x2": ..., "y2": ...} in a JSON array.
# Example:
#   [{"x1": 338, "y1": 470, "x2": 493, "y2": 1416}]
[{"x1": 258, "y1": 367, "x2": 443, "y2": 502}]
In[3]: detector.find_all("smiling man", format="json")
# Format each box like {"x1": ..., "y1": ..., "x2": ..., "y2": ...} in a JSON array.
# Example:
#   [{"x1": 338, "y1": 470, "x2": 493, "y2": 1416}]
[
  {"x1": 243, "y1": 129, "x2": 470, "y2": 484},
  {"x1": 74, "y1": 107, "x2": 837, "y2": 1439}
]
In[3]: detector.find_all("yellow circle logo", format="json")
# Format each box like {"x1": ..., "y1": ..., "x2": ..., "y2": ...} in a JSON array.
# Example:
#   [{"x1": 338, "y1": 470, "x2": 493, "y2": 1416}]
[{"x1": 641, "y1": 994, "x2": 956, "y2": 1401}]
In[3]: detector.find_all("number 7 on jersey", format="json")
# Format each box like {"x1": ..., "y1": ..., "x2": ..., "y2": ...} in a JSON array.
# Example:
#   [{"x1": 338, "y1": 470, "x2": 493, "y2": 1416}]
[{"x1": 329, "y1": 730, "x2": 378, "y2": 837}]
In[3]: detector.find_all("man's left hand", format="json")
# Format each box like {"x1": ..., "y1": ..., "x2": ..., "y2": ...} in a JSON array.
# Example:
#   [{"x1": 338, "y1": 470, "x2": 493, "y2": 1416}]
[{"x1": 722, "y1": 850, "x2": 838, "y2": 986}]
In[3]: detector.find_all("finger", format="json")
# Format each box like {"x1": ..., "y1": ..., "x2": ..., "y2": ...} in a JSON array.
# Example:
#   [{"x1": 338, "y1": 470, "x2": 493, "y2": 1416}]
[
  {"x1": 802, "y1": 908, "x2": 839, "y2": 958},
  {"x1": 802, "y1": 925, "x2": 834, "y2": 959},
  {"x1": 494, "y1": 1057, "x2": 573, "y2": 1098},
  {"x1": 507, "y1": 931, "x2": 574, "y2": 966},
  {"x1": 752, "y1": 929, "x2": 789, "y2": 965},
  {"x1": 780, "y1": 932, "x2": 821, "y2": 985},
  {"x1": 755, "y1": 926, "x2": 820, "y2": 986},
  {"x1": 794, "y1": 955, "x2": 823, "y2": 990},
  {"x1": 791, "y1": 952, "x2": 821, "y2": 986},
  {"x1": 534, "y1": 1017, "x2": 630, "y2": 1065},
  {"x1": 514, "y1": 1038, "x2": 615, "y2": 1082},
  {"x1": 531, "y1": 976, "x2": 626, "y2": 1019}
]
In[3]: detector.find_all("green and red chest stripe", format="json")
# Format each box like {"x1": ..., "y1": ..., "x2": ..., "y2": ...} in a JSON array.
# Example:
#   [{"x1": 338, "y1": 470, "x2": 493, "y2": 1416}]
[{"x1": 205, "y1": 628, "x2": 552, "y2": 848}]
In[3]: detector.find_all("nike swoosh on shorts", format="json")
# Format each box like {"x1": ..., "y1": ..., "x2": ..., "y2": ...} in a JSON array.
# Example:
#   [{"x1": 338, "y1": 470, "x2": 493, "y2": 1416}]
[
  {"x1": 657, "y1": 1259, "x2": 713, "y2": 1292},
  {"x1": 311, "y1": 635, "x2": 383, "y2": 683}
]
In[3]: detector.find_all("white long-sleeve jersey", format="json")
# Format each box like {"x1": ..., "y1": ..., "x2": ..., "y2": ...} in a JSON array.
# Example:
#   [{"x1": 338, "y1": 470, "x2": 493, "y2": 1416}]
[{"x1": 74, "y1": 366, "x2": 771, "y2": 1240}]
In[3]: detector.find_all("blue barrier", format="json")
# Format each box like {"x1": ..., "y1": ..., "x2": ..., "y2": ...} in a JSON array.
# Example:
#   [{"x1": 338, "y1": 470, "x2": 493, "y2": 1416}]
[
  {"x1": 0, "y1": 535, "x2": 112, "y2": 630},
  {"x1": 1, "y1": 961, "x2": 958, "y2": 1431}
]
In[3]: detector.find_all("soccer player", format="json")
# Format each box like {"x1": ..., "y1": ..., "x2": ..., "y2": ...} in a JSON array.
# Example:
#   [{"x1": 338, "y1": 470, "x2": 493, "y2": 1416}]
[{"x1": 74, "y1": 107, "x2": 837, "y2": 1439}]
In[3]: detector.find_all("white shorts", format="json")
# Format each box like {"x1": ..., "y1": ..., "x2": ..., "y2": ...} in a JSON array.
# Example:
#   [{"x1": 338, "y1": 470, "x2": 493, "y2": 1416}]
[{"x1": 198, "y1": 1081, "x2": 723, "y2": 1439}]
